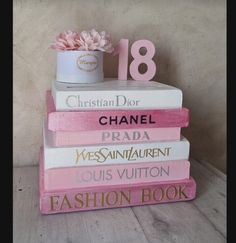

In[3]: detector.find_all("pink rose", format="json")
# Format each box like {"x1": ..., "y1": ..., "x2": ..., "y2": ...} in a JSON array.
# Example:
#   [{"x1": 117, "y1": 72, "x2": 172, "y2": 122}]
[
  {"x1": 50, "y1": 30, "x2": 80, "y2": 51},
  {"x1": 51, "y1": 29, "x2": 114, "y2": 53},
  {"x1": 78, "y1": 29, "x2": 114, "y2": 53}
]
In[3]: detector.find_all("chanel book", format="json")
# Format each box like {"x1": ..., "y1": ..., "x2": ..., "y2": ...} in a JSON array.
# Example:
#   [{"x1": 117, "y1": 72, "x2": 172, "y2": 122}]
[
  {"x1": 51, "y1": 79, "x2": 183, "y2": 111},
  {"x1": 43, "y1": 124, "x2": 190, "y2": 169},
  {"x1": 39, "y1": 155, "x2": 196, "y2": 214}
]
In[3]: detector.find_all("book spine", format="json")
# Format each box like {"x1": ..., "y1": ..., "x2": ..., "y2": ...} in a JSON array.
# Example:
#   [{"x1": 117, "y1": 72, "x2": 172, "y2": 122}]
[
  {"x1": 52, "y1": 87, "x2": 183, "y2": 111},
  {"x1": 47, "y1": 92, "x2": 189, "y2": 132},
  {"x1": 43, "y1": 127, "x2": 190, "y2": 169},
  {"x1": 41, "y1": 147, "x2": 190, "y2": 190},
  {"x1": 49, "y1": 127, "x2": 181, "y2": 147},
  {"x1": 45, "y1": 163, "x2": 190, "y2": 191},
  {"x1": 40, "y1": 174, "x2": 196, "y2": 214}
]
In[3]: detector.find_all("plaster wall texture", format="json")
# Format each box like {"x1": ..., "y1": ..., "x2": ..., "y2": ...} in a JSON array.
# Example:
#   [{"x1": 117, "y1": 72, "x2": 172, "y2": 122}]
[{"x1": 13, "y1": 0, "x2": 226, "y2": 172}]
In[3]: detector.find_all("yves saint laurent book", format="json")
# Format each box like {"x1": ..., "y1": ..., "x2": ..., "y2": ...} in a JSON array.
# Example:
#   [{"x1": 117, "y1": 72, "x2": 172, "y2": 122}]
[{"x1": 51, "y1": 79, "x2": 183, "y2": 111}]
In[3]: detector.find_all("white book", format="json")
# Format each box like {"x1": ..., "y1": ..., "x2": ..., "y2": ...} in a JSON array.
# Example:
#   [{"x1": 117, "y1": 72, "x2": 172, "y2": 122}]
[
  {"x1": 43, "y1": 124, "x2": 189, "y2": 170},
  {"x1": 51, "y1": 79, "x2": 183, "y2": 111}
]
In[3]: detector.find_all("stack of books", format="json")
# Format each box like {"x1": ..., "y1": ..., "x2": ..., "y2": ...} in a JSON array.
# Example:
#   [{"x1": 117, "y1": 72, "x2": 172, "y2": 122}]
[{"x1": 39, "y1": 79, "x2": 196, "y2": 214}]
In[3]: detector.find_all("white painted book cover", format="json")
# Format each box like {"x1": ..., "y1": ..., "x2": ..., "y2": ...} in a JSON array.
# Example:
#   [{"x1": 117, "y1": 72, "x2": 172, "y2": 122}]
[{"x1": 52, "y1": 79, "x2": 183, "y2": 111}]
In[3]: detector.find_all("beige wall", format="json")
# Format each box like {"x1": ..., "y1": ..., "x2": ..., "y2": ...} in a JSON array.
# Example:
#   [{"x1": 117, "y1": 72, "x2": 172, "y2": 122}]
[{"x1": 13, "y1": 0, "x2": 226, "y2": 172}]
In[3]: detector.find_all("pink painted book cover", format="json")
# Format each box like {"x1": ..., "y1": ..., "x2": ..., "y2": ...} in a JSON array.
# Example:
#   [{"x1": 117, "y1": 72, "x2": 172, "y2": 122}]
[
  {"x1": 48, "y1": 126, "x2": 181, "y2": 147},
  {"x1": 39, "y1": 148, "x2": 196, "y2": 214}
]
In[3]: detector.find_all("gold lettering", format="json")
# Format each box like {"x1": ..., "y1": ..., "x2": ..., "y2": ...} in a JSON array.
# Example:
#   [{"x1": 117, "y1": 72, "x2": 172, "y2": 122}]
[
  {"x1": 75, "y1": 149, "x2": 90, "y2": 164},
  {"x1": 165, "y1": 147, "x2": 171, "y2": 156},
  {"x1": 79, "y1": 60, "x2": 96, "y2": 65},
  {"x1": 75, "y1": 146, "x2": 173, "y2": 164},
  {"x1": 74, "y1": 193, "x2": 84, "y2": 208},
  {"x1": 76, "y1": 150, "x2": 79, "y2": 164},
  {"x1": 120, "y1": 190, "x2": 131, "y2": 205},
  {"x1": 106, "y1": 191, "x2": 118, "y2": 206},
  {"x1": 153, "y1": 187, "x2": 165, "y2": 201},
  {"x1": 97, "y1": 148, "x2": 109, "y2": 163},
  {"x1": 157, "y1": 148, "x2": 167, "y2": 156},
  {"x1": 166, "y1": 186, "x2": 178, "y2": 200},
  {"x1": 77, "y1": 54, "x2": 98, "y2": 72},
  {"x1": 50, "y1": 195, "x2": 60, "y2": 211},
  {"x1": 101, "y1": 192, "x2": 106, "y2": 207},
  {"x1": 178, "y1": 186, "x2": 188, "y2": 199},
  {"x1": 85, "y1": 192, "x2": 97, "y2": 207},
  {"x1": 141, "y1": 188, "x2": 151, "y2": 203},
  {"x1": 146, "y1": 148, "x2": 154, "y2": 157},
  {"x1": 60, "y1": 194, "x2": 72, "y2": 210}
]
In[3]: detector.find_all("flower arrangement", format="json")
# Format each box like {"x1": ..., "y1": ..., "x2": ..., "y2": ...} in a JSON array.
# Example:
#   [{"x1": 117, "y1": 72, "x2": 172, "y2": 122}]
[
  {"x1": 52, "y1": 29, "x2": 113, "y2": 83},
  {"x1": 51, "y1": 29, "x2": 114, "y2": 53}
]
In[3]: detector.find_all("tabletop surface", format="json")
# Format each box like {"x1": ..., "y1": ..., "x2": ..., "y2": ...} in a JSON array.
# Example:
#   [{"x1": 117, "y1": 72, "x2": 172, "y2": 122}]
[{"x1": 13, "y1": 159, "x2": 226, "y2": 243}]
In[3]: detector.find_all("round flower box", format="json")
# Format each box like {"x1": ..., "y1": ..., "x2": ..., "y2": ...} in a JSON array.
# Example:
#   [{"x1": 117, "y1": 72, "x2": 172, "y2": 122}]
[
  {"x1": 51, "y1": 29, "x2": 114, "y2": 84},
  {"x1": 56, "y1": 50, "x2": 103, "y2": 83}
]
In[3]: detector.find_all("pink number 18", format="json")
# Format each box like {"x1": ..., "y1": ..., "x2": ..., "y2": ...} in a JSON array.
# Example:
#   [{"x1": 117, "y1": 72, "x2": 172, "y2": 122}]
[{"x1": 114, "y1": 39, "x2": 156, "y2": 81}]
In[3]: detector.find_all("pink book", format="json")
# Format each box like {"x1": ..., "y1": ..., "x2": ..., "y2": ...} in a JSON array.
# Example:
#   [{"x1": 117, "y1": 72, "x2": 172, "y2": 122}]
[
  {"x1": 39, "y1": 149, "x2": 196, "y2": 214},
  {"x1": 46, "y1": 91, "x2": 189, "y2": 132},
  {"x1": 40, "y1": 148, "x2": 190, "y2": 191},
  {"x1": 48, "y1": 127, "x2": 181, "y2": 147}
]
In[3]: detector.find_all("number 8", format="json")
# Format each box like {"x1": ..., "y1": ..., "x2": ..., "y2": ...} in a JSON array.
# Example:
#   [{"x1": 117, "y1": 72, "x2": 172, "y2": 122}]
[{"x1": 129, "y1": 40, "x2": 156, "y2": 81}]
